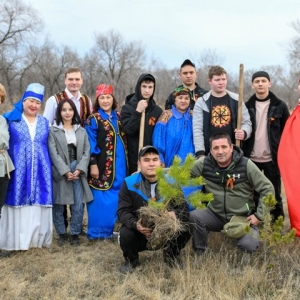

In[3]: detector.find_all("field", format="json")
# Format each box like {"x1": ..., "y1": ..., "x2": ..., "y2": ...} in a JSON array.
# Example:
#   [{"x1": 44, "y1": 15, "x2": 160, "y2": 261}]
[{"x1": 0, "y1": 194, "x2": 299, "y2": 300}]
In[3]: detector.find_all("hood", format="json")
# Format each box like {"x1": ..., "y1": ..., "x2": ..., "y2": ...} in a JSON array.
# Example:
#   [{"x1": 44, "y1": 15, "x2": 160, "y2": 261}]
[{"x1": 134, "y1": 73, "x2": 156, "y2": 102}]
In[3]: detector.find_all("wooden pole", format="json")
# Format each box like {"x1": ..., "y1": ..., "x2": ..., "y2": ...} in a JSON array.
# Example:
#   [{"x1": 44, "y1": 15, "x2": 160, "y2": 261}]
[
  {"x1": 236, "y1": 64, "x2": 244, "y2": 147},
  {"x1": 137, "y1": 110, "x2": 145, "y2": 171}
]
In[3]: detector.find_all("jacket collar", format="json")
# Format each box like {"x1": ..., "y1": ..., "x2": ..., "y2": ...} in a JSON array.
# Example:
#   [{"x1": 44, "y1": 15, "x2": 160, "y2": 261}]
[{"x1": 246, "y1": 91, "x2": 281, "y2": 108}]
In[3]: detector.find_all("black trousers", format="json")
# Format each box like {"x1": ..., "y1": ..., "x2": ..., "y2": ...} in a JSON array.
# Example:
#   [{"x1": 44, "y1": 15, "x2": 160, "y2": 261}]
[
  {"x1": 0, "y1": 175, "x2": 9, "y2": 216},
  {"x1": 119, "y1": 225, "x2": 191, "y2": 262},
  {"x1": 253, "y1": 161, "x2": 284, "y2": 220}
]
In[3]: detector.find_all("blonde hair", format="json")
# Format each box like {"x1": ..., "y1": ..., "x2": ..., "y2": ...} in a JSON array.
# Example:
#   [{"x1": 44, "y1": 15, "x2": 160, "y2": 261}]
[{"x1": 0, "y1": 83, "x2": 6, "y2": 104}]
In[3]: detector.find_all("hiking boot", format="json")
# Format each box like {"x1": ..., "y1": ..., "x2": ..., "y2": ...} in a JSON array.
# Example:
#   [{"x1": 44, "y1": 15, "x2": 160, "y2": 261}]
[
  {"x1": 58, "y1": 233, "x2": 68, "y2": 247},
  {"x1": 193, "y1": 249, "x2": 206, "y2": 267},
  {"x1": 0, "y1": 250, "x2": 10, "y2": 258},
  {"x1": 164, "y1": 255, "x2": 184, "y2": 269},
  {"x1": 195, "y1": 249, "x2": 206, "y2": 256},
  {"x1": 119, "y1": 258, "x2": 140, "y2": 274},
  {"x1": 70, "y1": 235, "x2": 79, "y2": 246}
]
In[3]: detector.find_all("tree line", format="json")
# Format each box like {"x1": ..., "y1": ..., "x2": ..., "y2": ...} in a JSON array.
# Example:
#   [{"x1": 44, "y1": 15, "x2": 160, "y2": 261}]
[{"x1": 1, "y1": 0, "x2": 300, "y2": 113}]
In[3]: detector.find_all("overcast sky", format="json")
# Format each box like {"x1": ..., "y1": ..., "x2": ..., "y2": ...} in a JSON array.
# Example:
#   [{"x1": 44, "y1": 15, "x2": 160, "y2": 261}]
[{"x1": 25, "y1": 0, "x2": 300, "y2": 73}]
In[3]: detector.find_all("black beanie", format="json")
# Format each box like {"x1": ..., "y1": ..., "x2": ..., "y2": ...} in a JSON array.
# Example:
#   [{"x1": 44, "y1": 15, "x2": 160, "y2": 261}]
[
  {"x1": 180, "y1": 59, "x2": 195, "y2": 68},
  {"x1": 252, "y1": 71, "x2": 270, "y2": 82}
]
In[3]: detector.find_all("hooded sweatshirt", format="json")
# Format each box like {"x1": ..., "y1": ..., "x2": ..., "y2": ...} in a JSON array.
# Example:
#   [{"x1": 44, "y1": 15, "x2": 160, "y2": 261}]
[{"x1": 120, "y1": 74, "x2": 162, "y2": 174}]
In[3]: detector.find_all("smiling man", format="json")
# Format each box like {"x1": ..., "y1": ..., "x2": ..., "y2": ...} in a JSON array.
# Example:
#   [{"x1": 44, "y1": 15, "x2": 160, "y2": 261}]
[
  {"x1": 190, "y1": 132, "x2": 274, "y2": 255},
  {"x1": 121, "y1": 74, "x2": 162, "y2": 174},
  {"x1": 193, "y1": 65, "x2": 252, "y2": 157},
  {"x1": 43, "y1": 67, "x2": 92, "y2": 125},
  {"x1": 43, "y1": 67, "x2": 92, "y2": 236},
  {"x1": 242, "y1": 71, "x2": 290, "y2": 221},
  {"x1": 117, "y1": 145, "x2": 190, "y2": 273}
]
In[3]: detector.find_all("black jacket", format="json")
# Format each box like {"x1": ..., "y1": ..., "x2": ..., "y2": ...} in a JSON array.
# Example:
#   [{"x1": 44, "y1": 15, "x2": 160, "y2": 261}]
[
  {"x1": 242, "y1": 92, "x2": 290, "y2": 163},
  {"x1": 120, "y1": 74, "x2": 162, "y2": 173},
  {"x1": 165, "y1": 83, "x2": 208, "y2": 110},
  {"x1": 117, "y1": 172, "x2": 190, "y2": 230}
]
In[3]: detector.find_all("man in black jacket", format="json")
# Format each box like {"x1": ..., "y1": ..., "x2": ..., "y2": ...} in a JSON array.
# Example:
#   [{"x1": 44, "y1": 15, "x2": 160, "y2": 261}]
[
  {"x1": 117, "y1": 146, "x2": 190, "y2": 274},
  {"x1": 242, "y1": 71, "x2": 290, "y2": 220},
  {"x1": 121, "y1": 74, "x2": 162, "y2": 174},
  {"x1": 165, "y1": 59, "x2": 207, "y2": 110}
]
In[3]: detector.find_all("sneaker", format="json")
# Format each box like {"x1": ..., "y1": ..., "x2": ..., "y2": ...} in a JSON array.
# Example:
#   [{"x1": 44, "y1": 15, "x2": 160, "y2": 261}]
[
  {"x1": 119, "y1": 258, "x2": 140, "y2": 274},
  {"x1": 0, "y1": 250, "x2": 10, "y2": 258},
  {"x1": 70, "y1": 235, "x2": 79, "y2": 246},
  {"x1": 58, "y1": 233, "x2": 68, "y2": 247}
]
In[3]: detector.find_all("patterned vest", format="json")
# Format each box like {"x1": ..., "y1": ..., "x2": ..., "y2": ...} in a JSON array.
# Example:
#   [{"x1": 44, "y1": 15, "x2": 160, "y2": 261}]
[
  {"x1": 85, "y1": 112, "x2": 127, "y2": 190},
  {"x1": 54, "y1": 91, "x2": 91, "y2": 125}
]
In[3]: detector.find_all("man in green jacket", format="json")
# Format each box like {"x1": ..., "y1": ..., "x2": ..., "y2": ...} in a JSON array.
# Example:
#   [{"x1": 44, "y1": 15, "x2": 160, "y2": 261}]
[{"x1": 190, "y1": 132, "x2": 274, "y2": 254}]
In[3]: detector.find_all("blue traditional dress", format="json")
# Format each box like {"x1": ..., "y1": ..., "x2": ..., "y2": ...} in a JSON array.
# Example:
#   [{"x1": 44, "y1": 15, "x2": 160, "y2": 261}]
[
  {"x1": 0, "y1": 114, "x2": 53, "y2": 250},
  {"x1": 152, "y1": 105, "x2": 195, "y2": 167},
  {"x1": 85, "y1": 109, "x2": 127, "y2": 239}
]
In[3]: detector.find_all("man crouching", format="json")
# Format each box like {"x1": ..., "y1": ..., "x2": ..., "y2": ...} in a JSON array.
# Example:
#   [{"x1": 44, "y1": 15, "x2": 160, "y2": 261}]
[
  {"x1": 190, "y1": 132, "x2": 274, "y2": 255},
  {"x1": 117, "y1": 146, "x2": 191, "y2": 274}
]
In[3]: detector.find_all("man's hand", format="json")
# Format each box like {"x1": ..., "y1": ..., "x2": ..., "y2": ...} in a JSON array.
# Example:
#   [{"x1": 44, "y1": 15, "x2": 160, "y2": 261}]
[
  {"x1": 136, "y1": 100, "x2": 148, "y2": 113},
  {"x1": 246, "y1": 214, "x2": 260, "y2": 226},
  {"x1": 234, "y1": 129, "x2": 245, "y2": 140},
  {"x1": 136, "y1": 219, "x2": 152, "y2": 238},
  {"x1": 90, "y1": 165, "x2": 99, "y2": 179},
  {"x1": 166, "y1": 211, "x2": 176, "y2": 221}
]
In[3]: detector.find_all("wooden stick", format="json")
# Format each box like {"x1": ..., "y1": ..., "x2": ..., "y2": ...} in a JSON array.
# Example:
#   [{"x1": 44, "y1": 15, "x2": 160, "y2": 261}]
[
  {"x1": 138, "y1": 110, "x2": 146, "y2": 171},
  {"x1": 236, "y1": 64, "x2": 244, "y2": 147}
]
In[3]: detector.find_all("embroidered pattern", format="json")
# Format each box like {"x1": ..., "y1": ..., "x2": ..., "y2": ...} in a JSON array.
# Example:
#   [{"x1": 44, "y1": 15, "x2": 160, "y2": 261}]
[
  {"x1": 6, "y1": 117, "x2": 52, "y2": 207},
  {"x1": 86, "y1": 112, "x2": 127, "y2": 190}
]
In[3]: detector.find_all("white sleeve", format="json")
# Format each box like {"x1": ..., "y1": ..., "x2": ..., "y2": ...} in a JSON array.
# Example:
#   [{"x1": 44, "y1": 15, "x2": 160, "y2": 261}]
[{"x1": 43, "y1": 96, "x2": 58, "y2": 125}]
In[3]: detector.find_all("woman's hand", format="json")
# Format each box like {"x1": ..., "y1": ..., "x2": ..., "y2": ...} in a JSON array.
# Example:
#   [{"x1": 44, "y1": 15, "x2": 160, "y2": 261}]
[
  {"x1": 72, "y1": 169, "x2": 81, "y2": 180},
  {"x1": 65, "y1": 171, "x2": 73, "y2": 181},
  {"x1": 90, "y1": 165, "x2": 99, "y2": 179}
]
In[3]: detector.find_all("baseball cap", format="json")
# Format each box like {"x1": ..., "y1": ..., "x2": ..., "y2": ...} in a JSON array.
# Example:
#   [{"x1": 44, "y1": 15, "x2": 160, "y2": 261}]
[{"x1": 138, "y1": 145, "x2": 159, "y2": 159}]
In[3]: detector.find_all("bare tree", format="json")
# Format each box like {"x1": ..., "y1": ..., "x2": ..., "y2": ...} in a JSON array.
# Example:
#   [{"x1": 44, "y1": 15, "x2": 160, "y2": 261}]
[
  {"x1": 91, "y1": 29, "x2": 145, "y2": 85},
  {"x1": 0, "y1": 0, "x2": 44, "y2": 104},
  {"x1": 85, "y1": 29, "x2": 146, "y2": 105},
  {"x1": 196, "y1": 48, "x2": 225, "y2": 90},
  {"x1": 0, "y1": 0, "x2": 43, "y2": 47},
  {"x1": 28, "y1": 40, "x2": 81, "y2": 98},
  {"x1": 288, "y1": 19, "x2": 300, "y2": 72}
]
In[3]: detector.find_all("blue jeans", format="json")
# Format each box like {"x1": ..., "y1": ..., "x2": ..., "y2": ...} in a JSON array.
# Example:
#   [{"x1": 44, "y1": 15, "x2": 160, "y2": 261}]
[{"x1": 53, "y1": 160, "x2": 84, "y2": 235}]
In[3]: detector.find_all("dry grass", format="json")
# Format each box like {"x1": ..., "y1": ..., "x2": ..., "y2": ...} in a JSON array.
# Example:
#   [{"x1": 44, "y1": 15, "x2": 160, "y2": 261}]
[{"x1": 0, "y1": 193, "x2": 299, "y2": 300}]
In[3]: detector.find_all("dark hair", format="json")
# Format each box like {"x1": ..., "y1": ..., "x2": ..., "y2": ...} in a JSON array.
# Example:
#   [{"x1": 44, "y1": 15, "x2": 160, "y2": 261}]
[
  {"x1": 55, "y1": 99, "x2": 81, "y2": 125},
  {"x1": 209, "y1": 132, "x2": 232, "y2": 148},
  {"x1": 65, "y1": 67, "x2": 83, "y2": 78},
  {"x1": 93, "y1": 95, "x2": 118, "y2": 112},
  {"x1": 180, "y1": 59, "x2": 196, "y2": 70},
  {"x1": 208, "y1": 65, "x2": 227, "y2": 79}
]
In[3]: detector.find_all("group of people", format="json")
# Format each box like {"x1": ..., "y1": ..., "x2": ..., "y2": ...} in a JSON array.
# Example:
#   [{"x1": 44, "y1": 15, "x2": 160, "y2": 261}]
[{"x1": 0, "y1": 59, "x2": 295, "y2": 274}]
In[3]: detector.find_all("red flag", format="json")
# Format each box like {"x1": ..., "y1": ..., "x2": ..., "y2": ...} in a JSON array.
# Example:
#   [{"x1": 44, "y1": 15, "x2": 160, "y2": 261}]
[{"x1": 278, "y1": 104, "x2": 300, "y2": 236}]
